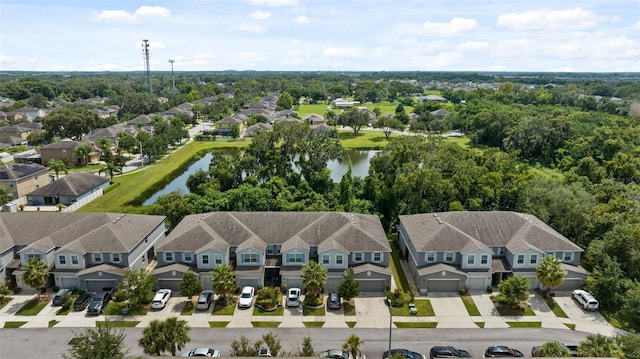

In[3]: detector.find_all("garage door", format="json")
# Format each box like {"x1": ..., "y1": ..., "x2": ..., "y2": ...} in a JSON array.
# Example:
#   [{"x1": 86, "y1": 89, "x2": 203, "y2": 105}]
[
  {"x1": 86, "y1": 280, "x2": 117, "y2": 293},
  {"x1": 60, "y1": 277, "x2": 79, "y2": 290},
  {"x1": 358, "y1": 280, "x2": 386, "y2": 293},
  {"x1": 157, "y1": 279, "x2": 182, "y2": 292},
  {"x1": 427, "y1": 279, "x2": 460, "y2": 293},
  {"x1": 325, "y1": 278, "x2": 342, "y2": 292},
  {"x1": 467, "y1": 277, "x2": 486, "y2": 290},
  {"x1": 555, "y1": 279, "x2": 583, "y2": 291}
]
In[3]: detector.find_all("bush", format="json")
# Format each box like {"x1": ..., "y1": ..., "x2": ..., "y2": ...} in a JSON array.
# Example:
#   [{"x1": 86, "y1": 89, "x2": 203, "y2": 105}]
[
  {"x1": 486, "y1": 286, "x2": 494, "y2": 294},
  {"x1": 255, "y1": 287, "x2": 282, "y2": 310},
  {"x1": 386, "y1": 288, "x2": 408, "y2": 307}
]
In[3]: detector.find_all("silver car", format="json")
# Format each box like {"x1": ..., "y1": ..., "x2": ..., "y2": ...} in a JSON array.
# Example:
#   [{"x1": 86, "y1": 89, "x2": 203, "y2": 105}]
[{"x1": 286, "y1": 288, "x2": 301, "y2": 307}]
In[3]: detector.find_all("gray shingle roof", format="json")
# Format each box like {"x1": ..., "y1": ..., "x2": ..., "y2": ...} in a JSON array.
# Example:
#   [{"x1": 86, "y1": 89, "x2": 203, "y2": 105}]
[
  {"x1": 27, "y1": 172, "x2": 108, "y2": 197},
  {"x1": 41, "y1": 140, "x2": 80, "y2": 150},
  {"x1": 0, "y1": 163, "x2": 49, "y2": 181}
]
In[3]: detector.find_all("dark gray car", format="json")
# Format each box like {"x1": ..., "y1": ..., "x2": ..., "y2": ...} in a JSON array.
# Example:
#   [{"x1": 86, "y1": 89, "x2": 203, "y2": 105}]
[
  {"x1": 87, "y1": 290, "x2": 112, "y2": 315},
  {"x1": 73, "y1": 292, "x2": 93, "y2": 311},
  {"x1": 196, "y1": 290, "x2": 214, "y2": 310}
]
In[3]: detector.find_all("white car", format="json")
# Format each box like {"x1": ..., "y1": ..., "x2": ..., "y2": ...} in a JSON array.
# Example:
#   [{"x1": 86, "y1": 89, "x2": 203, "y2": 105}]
[
  {"x1": 181, "y1": 347, "x2": 221, "y2": 357},
  {"x1": 238, "y1": 286, "x2": 255, "y2": 308},
  {"x1": 286, "y1": 288, "x2": 301, "y2": 307},
  {"x1": 151, "y1": 289, "x2": 172, "y2": 309},
  {"x1": 572, "y1": 289, "x2": 599, "y2": 311}
]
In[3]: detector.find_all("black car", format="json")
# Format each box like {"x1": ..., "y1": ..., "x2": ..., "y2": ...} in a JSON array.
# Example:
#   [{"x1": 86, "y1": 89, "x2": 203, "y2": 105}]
[
  {"x1": 383, "y1": 349, "x2": 426, "y2": 359},
  {"x1": 87, "y1": 290, "x2": 113, "y2": 315},
  {"x1": 73, "y1": 292, "x2": 93, "y2": 311},
  {"x1": 430, "y1": 346, "x2": 471, "y2": 358},
  {"x1": 483, "y1": 346, "x2": 524, "y2": 358},
  {"x1": 328, "y1": 292, "x2": 341, "y2": 309}
]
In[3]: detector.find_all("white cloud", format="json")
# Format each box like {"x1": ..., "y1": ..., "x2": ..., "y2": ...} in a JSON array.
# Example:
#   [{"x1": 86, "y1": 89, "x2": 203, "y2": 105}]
[
  {"x1": 95, "y1": 6, "x2": 170, "y2": 23},
  {"x1": 323, "y1": 47, "x2": 360, "y2": 58},
  {"x1": 247, "y1": 0, "x2": 298, "y2": 6},
  {"x1": 294, "y1": 16, "x2": 309, "y2": 24},
  {"x1": 422, "y1": 18, "x2": 479, "y2": 36},
  {"x1": 134, "y1": 6, "x2": 170, "y2": 18},
  {"x1": 233, "y1": 51, "x2": 268, "y2": 62},
  {"x1": 194, "y1": 53, "x2": 214, "y2": 59},
  {"x1": 235, "y1": 24, "x2": 267, "y2": 33},
  {"x1": 497, "y1": 7, "x2": 605, "y2": 31},
  {"x1": 456, "y1": 41, "x2": 490, "y2": 52},
  {"x1": 250, "y1": 11, "x2": 272, "y2": 20}
]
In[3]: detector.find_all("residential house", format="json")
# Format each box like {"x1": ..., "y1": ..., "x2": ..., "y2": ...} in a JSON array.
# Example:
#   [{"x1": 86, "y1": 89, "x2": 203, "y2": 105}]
[
  {"x1": 430, "y1": 109, "x2": 449, "y2": 120},
  {"x1": 357, "y1": 107, "x2": 377, "y2": 124},
  {"x1": 245, "y1": 123, "x2": 273, "y2": 137},
  {"x1": 397, "y1": 211, "x2": 587, "y2": 293},
  {"x1": 213, "y1": 115, "x2": 245, "y2": 135},
  {"x1": 127, "y1": 114, "x2": 154, "y2": 127},
  {"x1": 162, "y1": 106, "x2": 193, "y2": 119},
  {"x1": 0, "y1": 213, "x2": 166, "y2": 292},
  {"x1": 333, "y1": 98, "x2": 360, "y2": 108},
  {"x1": 14, "y1": 107, "x2": 46, "y2": 121},
  {"x1": 91, "y1": 105, "x2": 119, "y2": 119},
  {"x1": 304, "y1": 113, "x2": 325, "y2": 126},
  {"x1": 419, "y1": 95, "x2": 448, "y2": 103},
  {"x1": 0, "y1": 124, "x2": 35, "y2": 139},
  {"x1": 40, "y1": 140, "x2": 100, "y2": 165},
  {"x1": 153, "y1": 212, "x2": 392, "y2": 293},
  {"x1": 311, "y1": 124, "x2": 335, "y2": 135},
  {"x1": 0, "y1": 163, "x2": 51, "y2": 199},
  {"x1": 87, "y1": 123, "x2": 141, "y2": 145},
  {"x1": 26, "y1": 172, "x2": 110, "y2": 207},
  {"x1": 0, "y1": 136, "x2": 27, "y2": 148}
]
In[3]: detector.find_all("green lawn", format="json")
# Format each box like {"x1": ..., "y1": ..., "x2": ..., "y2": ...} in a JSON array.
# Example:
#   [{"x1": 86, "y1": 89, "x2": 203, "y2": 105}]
[
  {"x1": 212, "y1": 299, "x2": 236, "y2": 315},
  {"x1": 564, "y1": 323, "x2": 576, "y2": 330},
  {"x1": 253, "y1": 306, "x2": 284, "y2": 316},
  {"x1": 297, "y1": 104, "x2": 331, "y2": 117},
  {"x1": 209, "y1": 321, "x2": 229, "y2": 328},
  {"x1": 103, "y1": 301, "x2": 148, "y2": 316},
  {"x1": 303, "y1": 306, "x2": 326, "y2": 316},
  {"x1": 389, "y1": 237, "x2": 410, "y2": 292},
  {"x1": 545, "y1": 298, "x2": 569, "y2": 318},
  {"x1": 56, "y1": 305, "x2": 74, "y2": 316},
  {"x1": 506, "y1": 321, "x2": 542, "y2": 328},
  {"x1": 15, "y1": 299, "x2": 48, "y2": 316},
  {"x1": 491, "y1": 297, "x2": 536, "y2": 316},
  {"x1": 346, "y1": 321, "x2": 357, "y2": 328},
  {"x1": 4, "y1": 321, "x2": 27, "y2": 328},
  {"x1": 338, "y1": 130, "x2": 396, "y2": 149},
  {"x1": 599, "y1": 308, "x2": 626, "y2": 330},
  {"x1": 48, "y1": 320, "x2": 60, "y2": 327},
  {"x1": 391, "y1": 300, "x2": 435, "y2": 316},
  {"x1": 394, "y1": 322, "x2": 438, "y2": 328},
  {"x1": 0, "y1": 296, "x2": 13, "y2": 310},
  {"x1": 461, "y1": 295, "x2": 481, "y2": 316},
  {"x1": 303, "y1": 322, "x2": 324, "y2": 328},
  {"x1": 251, "y1": 321, "x2": 280, "y2": 328},
  {"x1": 96, "y1": 320, "x2": 140, "y2": 327},
  {"x1": 343, "y1": 302, "x2": 356, "y2": 316},
  {"x1": 475, "y1": 322, "x2": 485, "y2": 328}
]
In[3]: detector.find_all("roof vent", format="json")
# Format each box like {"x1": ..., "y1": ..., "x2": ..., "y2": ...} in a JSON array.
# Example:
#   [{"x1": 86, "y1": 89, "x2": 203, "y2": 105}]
[{"x1": 112, "y1": 214, "x2": 126, "y2": 224}]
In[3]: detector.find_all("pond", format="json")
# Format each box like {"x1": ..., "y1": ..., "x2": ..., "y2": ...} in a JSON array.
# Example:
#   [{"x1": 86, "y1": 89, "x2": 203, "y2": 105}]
[{"x1": 143, "y1": 149, "x2": 379, "y2": 205}]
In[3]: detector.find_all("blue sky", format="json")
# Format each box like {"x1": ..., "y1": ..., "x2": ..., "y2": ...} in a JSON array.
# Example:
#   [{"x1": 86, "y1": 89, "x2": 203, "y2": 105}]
[{"x1": 1, "y1": 0, "x2": 639, "y2": 72}]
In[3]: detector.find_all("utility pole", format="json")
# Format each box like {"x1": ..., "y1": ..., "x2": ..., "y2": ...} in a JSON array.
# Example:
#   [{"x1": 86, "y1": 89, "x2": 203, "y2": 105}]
[
  {"x1": 168, "y1": 59, "x2": 176, "y2": 93},
  {"x1": 142, "y1": 39, "x2": 152, "y2": 94}
]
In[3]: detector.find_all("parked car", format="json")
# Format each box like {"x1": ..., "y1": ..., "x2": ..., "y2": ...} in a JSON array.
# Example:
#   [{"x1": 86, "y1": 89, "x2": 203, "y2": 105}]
[
  {"x1": 180, "y1": 347, "x2": 221, "y2": 357},
  {"x1": 430, "y1": 346, "x2": 471, "y2": 358},
  {"x1": 483, "y1": 346, "x2": 523, "y2": 357},
  {"x1": 52, "y1": 288, "x2": 74, "y2": 306},
  {"x1": 320, "y1": 349, "x2": 351, "y2": 359},
  {"x1": 87, "y1": 290, "x2": 113, "y2": 315},
  {"x1": 572, "y1": 289, "x2": 599, "y2": 311},
  {"x1": 196, "y1": 290, "x2": 214, "y2": 310},
  {"x1": 383, "y1": 349, "x2": 426, "y2": 359},
  {"x1": 151, "y1": 289, "x2": 172, "y2": 309},
  {"x1": 73, "y1": 292, "x2": 93, "y2": 311},
  {"x1": 286, "y1": 288, "x2": 301, "y2": 307},
  {"x1": 328, "y1": 292, "x2": 341, "y2": 309},
  {"x1": 257, "y1": 348, "x2": 273, "y2": 357},
  {"x1": 238, "y1": 286, "x2": 255, "y2": 308},
  {"x1": 531, "y1": 343, "x2": 578, "y2": 357}
]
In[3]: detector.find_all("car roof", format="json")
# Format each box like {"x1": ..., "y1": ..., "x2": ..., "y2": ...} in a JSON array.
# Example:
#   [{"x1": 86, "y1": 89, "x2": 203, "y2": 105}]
[
  {"x1": 191, "y1": 347, "x2": 218, "y2": 356},
  {"x1": 241, "y1": 286, "x2": 253, "y2": 292}
]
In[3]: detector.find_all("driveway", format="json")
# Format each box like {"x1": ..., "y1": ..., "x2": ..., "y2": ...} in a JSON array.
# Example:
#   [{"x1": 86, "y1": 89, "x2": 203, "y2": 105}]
[
  {"x1": 553, "y1": 293, "x2": 617, "y2": 336},
  {"x1": 429, "y1": 293, "x2": 477, "y2": 328}
]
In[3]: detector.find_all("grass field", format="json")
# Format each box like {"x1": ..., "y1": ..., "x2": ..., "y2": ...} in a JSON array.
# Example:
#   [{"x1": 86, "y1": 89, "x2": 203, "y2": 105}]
[
  {"x1": 461, "y1": 295, "x2": 481, "y2": 316},
  {"x1": 209, "y1": 321, "x2": 229, "y2": 328},
  {"x1": 506, "y1": 321, "x2": 542, "y2": 328},
  {"x1": 252, "y1": 321, "x2": 280, "y2": 328},
  {"x1": 391, "y1": 300, "x2": 435, "y2": 316},
  {"x1": 96, "y1": 320, "x2": 140, "y2": 327},
  {"x1": 15, "y1": 299, "x2": 47, "y2": 316},
  {"x1": 4, "y1": 321, "x2": 27, "y2": 328},
  {"x1": 212, "y1": 299, "x2": 236, "y2": 315},
  {"x1": 253, "y1": 306, "x2": 284, "y2": 316},
  {"x1": 394, "y1": 322, "x2": 438, "y2": 328},
  {"x1": 303, "y1": 306, "x2": 326, "y2": 316},
  {"x1": 303, "y1": 322, "x2": 324, "y2": 328}
]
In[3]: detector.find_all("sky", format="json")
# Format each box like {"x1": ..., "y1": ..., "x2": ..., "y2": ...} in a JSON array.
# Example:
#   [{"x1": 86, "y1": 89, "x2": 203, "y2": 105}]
[{"x1": 1, "y1": 0, "x2": 639, "y2": 72}]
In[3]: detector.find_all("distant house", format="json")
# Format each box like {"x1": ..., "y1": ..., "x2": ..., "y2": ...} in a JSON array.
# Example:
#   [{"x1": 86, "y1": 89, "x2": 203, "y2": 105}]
[
  {"x1": 304, "y1": 113, "x2": 325, "y2": 126},
  {"x1": 333, "y1": 98, "x2": 360, "y2": 108},
  {"x1": 0, "y1": 163, "x2": 51, "y2": 198},
  {"x1": 311, "y1": 124, "x2": 335, "y2": 135},
  {"x1": 430, "y1": 109, "x2": 449, "y2": 120},
  {"x1": 127, "y1": 114, "x2": 154, "y2": 126},
  {"x1": 87, "y1": 123, "x2": 140, "y2": 145},
  {"x1": 0, "y1": 124, "x2": 36, "y2": 139},
  {"x1": 419, "y1": 95, "x2": 448, "y2": 103},
  {"x1": 162, "y1": 106, "x2": 193, "y2": 119},
  {"x1": 212, "y1": 115, "x2": 245, "y2": 135},
  {"x1": 40, "y1": 140, "x2": 100, "y2": 165},
  {"x1": 0, "y1": 136, "x2": 27, "y2": 148},
  {"x1": 14, "y1": 107, "x2": 46, "y2": 121},
  {"x1": 245, "y1": 123, "x2": 273, "y2": 137},
  {"x1": 26, "y1": 172, "x2": 110, "y2": 207},
  {"x1": 90, "y1": 105, "x2": 119, "y2": 119}
]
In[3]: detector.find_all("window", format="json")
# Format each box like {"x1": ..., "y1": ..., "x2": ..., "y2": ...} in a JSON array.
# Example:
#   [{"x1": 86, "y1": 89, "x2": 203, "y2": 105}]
[
  {"x1": 530, "y1": 254, "x2": 538, "y2": 265},
  {"x1": 322, "y1": 254, "x2": 330, "y2": 265},
  {"x1": 563, "y1": 252, "x2": 573, "y2": 262},
  {"x1": 353, "y1": 252, "x2": 363, "y2": 263},
  {"x1": 336, "y1": 255, "x2": 343, "y2": 265},
  {"x1": 71, "y1": 255, "x2": 79, "y2": 265},
  {"x1": 266, "y1": 245, "x2": 281, "y2": 255},
  {"x1": 426, "y1": 252, "x2": 436, "y2": 263},
  {"x1": 517, "y1": 255, "x2": 525, "y2": 264},
  {"x1": 202, "y1": 255, "x2": 209, "y2": 265},
  {"x1": 243, "y1": 253, "x2": 258, "y2": 264},
  {"x1": 165, "y1": 252, "x2": 174, "y2": 262},
  {"x1": 481, "y1": 255, "x2": 488, "y2": 265},
  {"x1": 287, "y1": 253, "x2": 304, "y2": 263},
  {"x1": 184, "y1": 252, "x2": 193, "y2": 262},
  {"x1": 497, "y1": 247, "x2": 505, "y2": 255},
  {"x1": 94, "y1": 253, "x2": 102, "y2": 263},
  {"x1": 445, "y1": 252, "x2": 454, "y2": 262},
  {"x1": 58, "y1": 255, "x2": 66, "y2": 265},
  {"x1": 214, "y1": 255, "x2": 223, "y2": 265},
  {"x1": 112, "y1": 253, "x2": 121, "y2": 263},
  {"x1": 26, "y1": 253, "x2": 42, "y2": 261},
  {"x1": 467, "y1": 254, "x2": 475, "y2": 265},
  {"x1": 373, "y1": 252, "x2": 382, "y2": 263}
]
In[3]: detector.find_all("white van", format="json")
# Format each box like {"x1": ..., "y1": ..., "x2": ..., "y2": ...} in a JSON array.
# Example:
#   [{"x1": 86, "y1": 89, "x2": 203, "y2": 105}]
[{"x1": 572, "y1": 289, "x2": 599, "y2": 311}]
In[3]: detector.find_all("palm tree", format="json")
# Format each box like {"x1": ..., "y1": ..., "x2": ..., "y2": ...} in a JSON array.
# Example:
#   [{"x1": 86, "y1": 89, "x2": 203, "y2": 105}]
[
  {"x1": 578, "y1": 333, "x2": 624, "y2": 358},
  {"x1": 301, "y1": 260, "x2": 327, "y2": 304},
  {"x1": 22, "y1": 258, "x2": 49, "y2": 297},
  {"x1": 73, "y1": 144, "x2": 92, "y2": 165},
  {"x1": 47, "y1": 159, "x2": 68, "y2": 180},
  {"x1": 96, "y1": 137, "x2": 112, "y2": 162},
  {"x1": 342, "y1": 334, "x2": 363, "y2": 359},
  {"x1": 536, "y1": 255, "x2": 565, "y2": 298},
  {"x1": 139, "y1": 319, "x2": 165, "y2": 357},
  {"x1": 534, "y1": 341, "x2": 572, "y2": 357},
  {"x1": 163, "y1": 317, "x2": 191, "y2": 356},
  {"x1": 99, "y1": 162, "x2": 122, "y2": 183},
  {"x1": 211, "y1": 264, "x2": 237, "y2": 304}
]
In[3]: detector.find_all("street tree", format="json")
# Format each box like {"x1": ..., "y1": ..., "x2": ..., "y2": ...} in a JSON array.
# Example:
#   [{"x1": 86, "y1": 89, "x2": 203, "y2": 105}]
[
  {"x1": 534, "y1": 341, "x2": 572, "y2": 357},
  {"x1": 63, "y1": 322, "x2": 129, "y2": 359},
  {"x1": 230, "y1": 336, "x2": 262, "y2": 357},
  {"x1": 261, "y1": 331, "x2": 282, "y2": 357},
  {"x1": 297, "y1": 336, "x2": 315, "y2": 357},
  {"x1": 211, "y1": 264, "x2": 237, "y2": 304},
  {"x1": 139, "y1": 317, "x2": 191, "y2": 356},
  {"x1": 578, "y1": 334, "x2": 624, "y2": 358},
  {"x1": 116, "y1": 268, "x2": 154, "y2": 308},
  {"x1": 98, "y1": 162, "x2": 122, "y2": 183},
  {"x1": 536, "y1": 255, "x2": 565, "y2": 298},
  {"x1": 163, "y1": 317, "x2": 191, "y2": 356},
  {"x1": 337, "y1": 268, "x2": 360, "y2": 302},
  {"x1": 497, "y1": 275, "x2": 530, "y2": 307},
  {"x1": 47, "y1": 159, "x2": 68, "y2": 180},
  {"x1": 301, "y1": 260, "x2": 327, "y2": 304},
  {"x1": 342, "y1": 334, "x2": 364, "y2": 359},
  {"x1": 374, "y1": 117, "x2": 405, "y2": 139},
  {"x1": 337, "y1": 107, "x2": 370, "y2": 135},
  {"x1": 22, "y1": 258, "x2": 49, "y2": 296},
  {"x1": 180, "y1": 271, "x2": 202, "y2": 301},
  {"x1": 73, "y1": 144, "x2": 93, "y2": 165}
]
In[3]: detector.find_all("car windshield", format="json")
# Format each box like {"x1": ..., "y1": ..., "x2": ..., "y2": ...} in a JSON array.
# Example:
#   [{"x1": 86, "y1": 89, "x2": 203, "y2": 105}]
[
  {"x1": 198, "y1": 295, "x2": 208, "y2": 302},
  {"x1": 241, "y1": 292, "x2": 252, "y2": 298},
  {"x1": 91, "y1": 298, "x2": 101, "y2": 303}
]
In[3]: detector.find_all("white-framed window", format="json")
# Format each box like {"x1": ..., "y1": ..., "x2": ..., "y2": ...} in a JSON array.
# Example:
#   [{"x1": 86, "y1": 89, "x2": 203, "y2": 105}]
[
  {"x1": 353, "y1": 252, "x2": 363, "y2": 263},
  {"x1": 112, "y1": 253, "x2": 121, "y2": 263},
  {"x1": 243, "y1": 253, "x2": 258, "y2": 264},
  {"x1": 94, "y1": 253, "x2": 102, "y2": 263},
  {"x1": 563, "y1": 252, "x2": 573, "y2": 262},
  {"x1": 266, "y1": 245, "x2": 281, "y2": 255},
  {"x1": 26, "y1": 253, "x2": 42, "y2": 261},
  {"x1": 58, "y1": 255, "x2": 66, "y2": 265},
  {"x1": 184, "y1": 252, "x2": 193, "y2": 262},
  {"x1": 71, "y1": 255, "x2": 79, "y2": 265},
  {"x1": 214, "y1": 254, "x2": 223, "y2": 265},
  {"x1": 467, "y1": 254, "x2": 475, "y2": 265},
  {"x1": 530, "y1": 254, "x2": 538, "y2": 265},
  {"x1": 481, "y1": 254, "x2": 488, "y2": 265},
  {"x1": 517, "y1": 254, "x2": 525, "y2": 264},
  {"x1": 322, "y1": 254, "x2": 330, "y2": 265},
  {"x1": 426, "y1": 252, "x2": 436, "y2": 263},
  {"x1": 287, "y1": 253, "x2": 304, "y2": 263},
  {"x1": 373, "y1": 252, "x2": 382, "y2": 263},
  {"x1": 445, "y1": 252, "x2": 455, "y2": 262},
  {"x1": 336, "y1": 254, "x2": 343, "y2": 265},
  {"x1": 202, "y1": 255, "x2": 210, "y2": 265},
  {"x1": 165, "y1": 252, "x2": 174, "y2": 262}
]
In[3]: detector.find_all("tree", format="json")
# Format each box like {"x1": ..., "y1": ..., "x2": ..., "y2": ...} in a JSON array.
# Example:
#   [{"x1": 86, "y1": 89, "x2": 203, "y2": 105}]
[
  {"x1": 116, "y1": 268, "x2": 154, "y2": 308},
  {"x1": 0, "y1": 283, "x2": 10, "y2": 302},
  {"x1": 139, "y1": 317, "x2": 191, "y2": 356},
  {"x1": 22, "y1": 258, "x2": 49, "y2": 296},
  {"x1": 138, "y1": 319, "x2": 165, "y2": 356},
  {"x1": 211, "y1": 264, "x2": 237, "y2": 304},
  {"x1": 98, "y1": 162, "x2": 122, "y2": 183},
  {"x1": 180, "y1": 271, "x2": 202, "y2": 301},
  {"x1": 260, "y1": 331, "x2": 282, "y2": 357},
  {"x1": 148, "y1": 191, "x2": 194, "y2": 230},
  {"x1": 620, "y1": 281, "x2": 640, "y2": 330},
  {"x1": 578, "y1": 334, "x2": 624, "y2": 358},
  {"x1": 276, "y1": 91, "x2": 294, "y2": 110},
  {"x1": 617, "y1": 332, "x2": 640, "y2": 359},
  {"x1": 63, "y1": 322, "x2": 129, "y2": 359},
  {"x1": 337, "y1": 268, "x2": 360, "y2": 302},
  {"x1": 584, "y1": 254, "x2": 626, "y2": 308},
  {"x1": 47, "y1": 159, "x2": 68, "y2": 180},
  {"x1": 116, "y1": 132, "x2": 137, "y2": 156},
  {"x1": 374, "y1": 117, "x2": 405, "y2": 139},
  {"x1": 0, "y1": 186, "x2": 11, "y2": 206},
  {"x1": 297, "y1": 336, "x2": 315, "y2": 357},
  {"x1": 342, "y1": 334, "x2": 364, "y2": 359},
  {"x1": 533, "y1": 341, "x2": 572, "y2": 357},
  {"x1": 163, "y1": 317, "x2": 191, "y2": 356},
  {"x1": 536, "y1": 255, "x2": 565, "y2": 298},
  {"x1": 43, "y1": 107, "x2": 96, "y2": 140},
  {"x1": 301, "y1": 260, "x2": 327, "y2": 304},
  {"x1": 497, "y1": 275, "x2": 530, "y2": 307},
  {"x1": 230, "y1": 124, "x2": 240, "y2": 139},
  {"x1": 230, "y1": 336, "x2": 262, "y2": 357},
  {"x1": 337, "y1": 108, "x2": 370, "y2": 135},
  {"x1": 73, "y1": 144, "x2": 92, "y2": 165}
]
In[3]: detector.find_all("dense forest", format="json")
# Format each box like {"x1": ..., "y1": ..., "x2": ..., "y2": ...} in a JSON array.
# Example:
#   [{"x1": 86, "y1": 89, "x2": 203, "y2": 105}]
[{"x1": 1, "y1": 72, "x2": 639, "y2": 331}]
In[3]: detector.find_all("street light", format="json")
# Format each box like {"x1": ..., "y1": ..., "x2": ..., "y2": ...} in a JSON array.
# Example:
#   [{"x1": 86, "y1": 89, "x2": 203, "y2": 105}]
[
  {"x1": 387, "y1": 298, "x2": 392, "y2": 355},
  {"x1": 168, "y1": 59, "x2": 175, "y2": 93}
]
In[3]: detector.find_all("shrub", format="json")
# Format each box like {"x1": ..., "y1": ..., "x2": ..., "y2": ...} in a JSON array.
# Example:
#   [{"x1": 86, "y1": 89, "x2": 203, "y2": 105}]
[
  {"x1": 486, "y1": 286, "x2": 494, "y2": 294},
  {"x1": 256, "y1": 287, "x2": 282, "y2": 310},
  {"x1": 386, "y1": 288, "x2": 408, "y2": 307}
]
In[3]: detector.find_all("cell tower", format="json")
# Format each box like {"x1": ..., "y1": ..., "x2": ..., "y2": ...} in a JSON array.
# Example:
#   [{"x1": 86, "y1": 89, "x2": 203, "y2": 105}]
[{"x1": 142, "y1": 39, "x2": 152, "y2": 93}]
